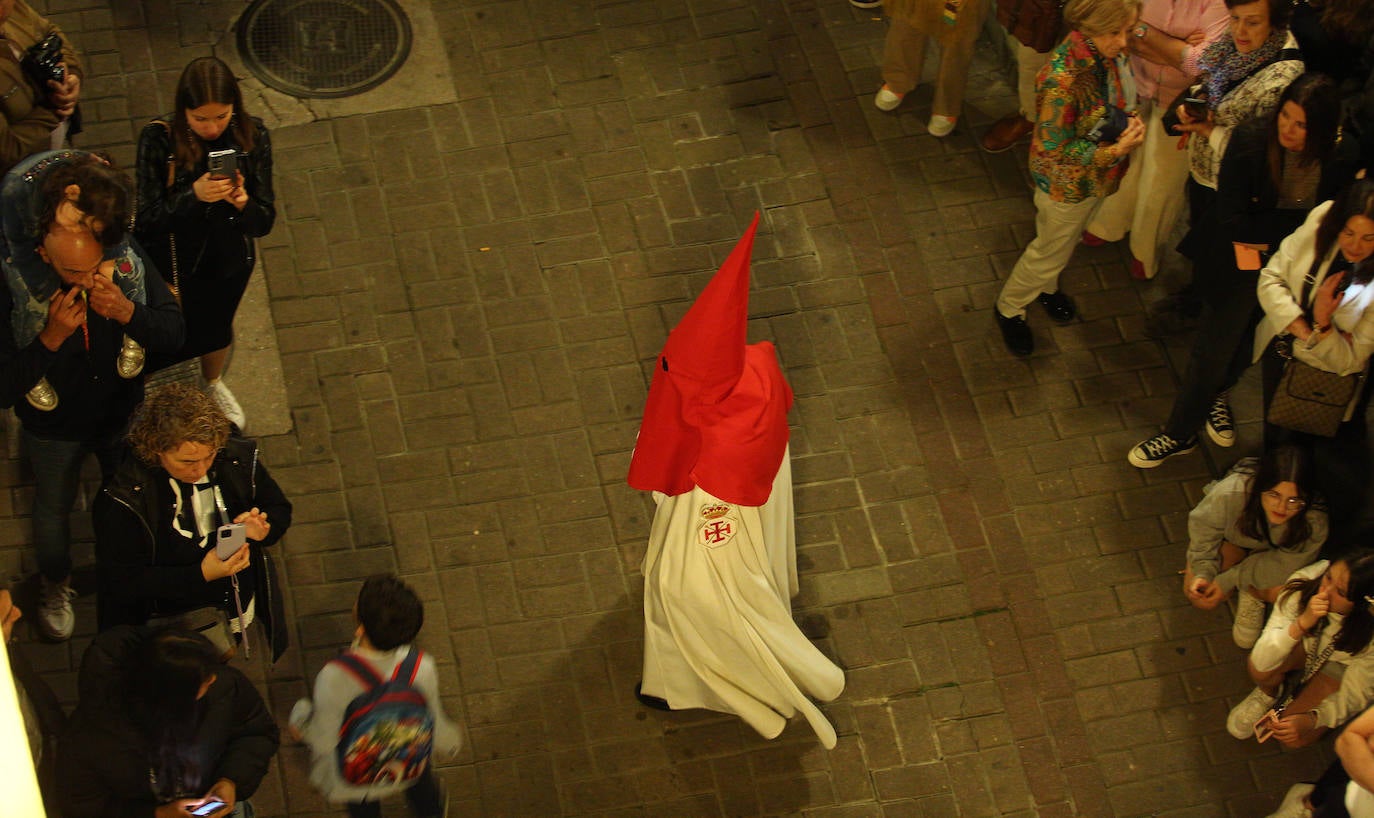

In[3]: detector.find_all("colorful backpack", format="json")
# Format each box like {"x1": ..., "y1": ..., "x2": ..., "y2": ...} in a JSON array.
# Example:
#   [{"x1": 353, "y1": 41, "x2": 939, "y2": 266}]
[{"x1": 331, "y1": 648, "x2": 435, "y2": 785}]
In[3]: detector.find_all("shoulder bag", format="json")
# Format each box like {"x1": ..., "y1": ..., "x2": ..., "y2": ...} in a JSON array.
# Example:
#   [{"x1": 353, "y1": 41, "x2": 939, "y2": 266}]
[{"x1": 1266, "y1": 265, "x2": 1366, "y2": 437}]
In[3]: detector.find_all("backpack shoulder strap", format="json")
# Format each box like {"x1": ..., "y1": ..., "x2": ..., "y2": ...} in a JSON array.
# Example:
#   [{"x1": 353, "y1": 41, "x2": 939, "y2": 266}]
[
  {"x1": 331, "y1": 651, "x2": 384, "y2": 690},
  {"x1": 392, "y1": 647, "x2": 423, "y2": 685}
]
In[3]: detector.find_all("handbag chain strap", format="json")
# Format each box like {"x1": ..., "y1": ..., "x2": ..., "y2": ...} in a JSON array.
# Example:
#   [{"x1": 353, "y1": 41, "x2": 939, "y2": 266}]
[{"x1": 211, "y1": 480, "x2": 251, "y2": 660}]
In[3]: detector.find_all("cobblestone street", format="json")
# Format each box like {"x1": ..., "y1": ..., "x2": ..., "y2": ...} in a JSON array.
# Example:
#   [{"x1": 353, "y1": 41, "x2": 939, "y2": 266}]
[{"x1": 0, "y1": 0, "x2": 1352, "y2": 815}]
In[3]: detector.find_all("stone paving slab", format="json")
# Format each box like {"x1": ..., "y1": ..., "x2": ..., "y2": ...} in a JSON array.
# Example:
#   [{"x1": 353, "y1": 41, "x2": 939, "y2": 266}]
[{"x1": 0, "y1": 0, "x2": 1364, "y2": 816}]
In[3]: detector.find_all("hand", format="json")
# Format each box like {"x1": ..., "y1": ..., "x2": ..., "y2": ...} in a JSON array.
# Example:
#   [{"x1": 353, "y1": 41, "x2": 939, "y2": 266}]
[
  {"x1": 226, "y1": 171, "x2": 248, "y2": 211},
  {"x1": 1111, "y1": 114, "x2": 1147, "y2": 155},
  {"x1": 1172, "y1": 106, "x2": 1214, "y2": 139},
  {"x1": 47, "y1": 68, "x2": 80, "y2": 117},
  {"x1": 1185, "y1": 575, "x2": 1227, "y2": 610},
  {"x1": 234, "y1": 507, "x2": 271, "y2": 542},
  {"x1": 0, "y1": 589, "x2": 20, "y2": 642},
  {"x1": 1273, "y1": 711, "x2": 1319, "y2": 747},
  {"x1": 154, "y1": 799, "x2": 203, "y2": 818},
  {"x1": 1186, "y1": 29, "x2": 1207, "y2": 46},
  {"x1": 202, "y1": 542, "x2": 250, "y2": 582},
  {"x1": 38, "y1": 286, "x2": 86, "y2": 351},
  {"x1": 202, "y1": 779, "x2": 237, "y2": 816},
  {"x1": 192, "y1": 173, "x2": 237, "y2": 204},
  {"x1": 87, "y1": 267, "x2": 135, "y2": 324},
  {"x1": 1298, "y1": 588, "x2": 1330, "y2": 632},
  {"x1": 1312, "y1": 270, "x2": 1347, "y2": 329}
]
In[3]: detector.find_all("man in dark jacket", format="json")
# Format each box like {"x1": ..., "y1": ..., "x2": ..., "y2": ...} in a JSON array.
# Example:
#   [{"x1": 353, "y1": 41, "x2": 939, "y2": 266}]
[
  {"x1": 59, "y1": 625, "x2": 280, "y2": 818},
  {"x1": 0, "y1": 225, "x2": 184, "y2": 641}
]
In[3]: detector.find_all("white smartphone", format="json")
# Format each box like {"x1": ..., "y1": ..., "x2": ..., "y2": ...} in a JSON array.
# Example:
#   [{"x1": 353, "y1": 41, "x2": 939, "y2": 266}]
[
  {"x1": 190, "y1": 799, "x2": 228, "y2": 817},
  {"x1": 215, "y1": 523, "x2": 247, "y2": 559}
]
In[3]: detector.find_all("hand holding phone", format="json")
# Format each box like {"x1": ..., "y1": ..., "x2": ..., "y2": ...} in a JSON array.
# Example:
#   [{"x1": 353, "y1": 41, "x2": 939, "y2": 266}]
[
  {"x1": 189, "y1": 799, "x2": 228, "y2": 817},
  {"x1": 216, "y1": 523, "x2": 247, "y2": 560},
  {"x1": 1254, "y1": 709, "x2": 1279, "y2": 742},
  {"x1": 207, "y1": 149, "x2": 239, "y2": 180}
]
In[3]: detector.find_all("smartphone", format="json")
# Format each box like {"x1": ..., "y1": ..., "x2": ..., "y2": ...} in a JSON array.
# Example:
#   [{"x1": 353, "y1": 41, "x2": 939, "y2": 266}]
[
  {"x1": 207, "y1": 149, "x2": 239, "y2": 180},
  {"x1": 1253, "y1": 709, "x2": 1278, "y2": 742},
  {"x1": 216, "y1": 523, "x2": 247, "y2": 559},
  {"x1": 190, "y1": 800, "x2": 228, "y2": 817},
  {"x1": 1182, "y1": 97, "x2": 1209, "y2": 119}
]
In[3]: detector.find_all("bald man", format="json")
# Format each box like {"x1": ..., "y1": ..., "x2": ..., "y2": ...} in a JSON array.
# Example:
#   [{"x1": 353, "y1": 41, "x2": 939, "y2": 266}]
[{"x1": 0, "y1": 223, "x2": 183, "y2": 640}]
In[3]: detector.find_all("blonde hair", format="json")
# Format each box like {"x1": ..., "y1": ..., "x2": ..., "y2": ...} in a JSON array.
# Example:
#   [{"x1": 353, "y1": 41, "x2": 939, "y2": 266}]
[
  {"x1": 1064, "y1": 0, "x2": 1141, "y2": 36},
  {"x1": 127, "y1": 383, "x2": 231, "y2": 467}
]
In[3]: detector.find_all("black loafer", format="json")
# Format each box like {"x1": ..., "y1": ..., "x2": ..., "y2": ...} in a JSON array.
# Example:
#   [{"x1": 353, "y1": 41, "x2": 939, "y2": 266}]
[
  {"x1": 994, "y1": 310, "x2": 1034, "y2": 357},
  {"x1": 1036, "y1": 291, "x2": 1077, "y2": 323}
]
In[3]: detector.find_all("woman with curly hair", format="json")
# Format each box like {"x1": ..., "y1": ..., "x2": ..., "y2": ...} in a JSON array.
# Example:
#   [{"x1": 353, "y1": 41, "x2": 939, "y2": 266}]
[
  {"x1": 93, "y1": 382, "x2": 292, "y2": 661},
  {"x1": 1227, "y1": 551, "x2": 1374, "y2": 750}
]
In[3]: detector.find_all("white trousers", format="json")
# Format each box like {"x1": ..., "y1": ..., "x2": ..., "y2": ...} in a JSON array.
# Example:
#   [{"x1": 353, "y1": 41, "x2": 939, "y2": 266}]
[
  {"x1": 996, "y1": 190, "x2": 1103, "y2": 318},
  {"x1": 1084, "y1": 99, "x2": 1191, "y2": 278},
  {"x1": 1008, "y1": 34, "x2": 1048, "y2": 119}
]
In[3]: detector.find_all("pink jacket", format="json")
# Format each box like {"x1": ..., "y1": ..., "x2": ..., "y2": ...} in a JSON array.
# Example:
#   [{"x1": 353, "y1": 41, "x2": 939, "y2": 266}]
[{"x1": 1131, "y1": 0, "x2": 1229, "y2": 104}]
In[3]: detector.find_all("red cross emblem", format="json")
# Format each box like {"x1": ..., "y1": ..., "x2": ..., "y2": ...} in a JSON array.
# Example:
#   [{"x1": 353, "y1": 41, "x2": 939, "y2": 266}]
[{"x1": 698, "y1": 518, "x2": 735, "y2": 548}]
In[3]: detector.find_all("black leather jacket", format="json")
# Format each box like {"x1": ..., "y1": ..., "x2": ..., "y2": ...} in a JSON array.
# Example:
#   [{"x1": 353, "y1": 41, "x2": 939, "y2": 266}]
[{"x1": 95, "y1": 436, "x2": 292, "y2": 661}]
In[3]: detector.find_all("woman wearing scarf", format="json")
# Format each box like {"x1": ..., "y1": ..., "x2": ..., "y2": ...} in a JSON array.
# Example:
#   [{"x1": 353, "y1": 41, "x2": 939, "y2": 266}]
[
  {"x1": 993, "y1": 0, "x2": 1145, "y2": 357},
  {"x1": 1174, "y1": 0, "x2": 1303, "y2": 208}
]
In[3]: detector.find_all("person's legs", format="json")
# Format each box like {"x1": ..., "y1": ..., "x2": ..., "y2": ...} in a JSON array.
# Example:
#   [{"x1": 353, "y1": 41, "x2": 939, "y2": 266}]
[
  {"x1": 996, "y1": 191, "x2": 1101, "y2": 318},
  {"x1": 931, "y1": 29, "x2": 979, "y2": 118},
  {"x1": 346, "y1": 800, "x2": 383, "y2": 818},
  {"x1": 1015, "y1": 40, "x2": 1044, "y2": 119},
  {"x1": 200, "y1": 346, "x2": 231, "y2": 383},
  {"x1": 23, "y1": 430, "x2": 88, "y2": 584},
  {"x1": 880, "y1": 18, "x2": 927, "y2": 96},
  {"x1": 405, "y1": 769, "x2": 446, "y2": 818},
  {"x1": 1125, "y1": 102, "x2": 1192, "y2": 279},
  {"x1": 1161, "y1": 286, "x2": 1260, "y2": 441}
]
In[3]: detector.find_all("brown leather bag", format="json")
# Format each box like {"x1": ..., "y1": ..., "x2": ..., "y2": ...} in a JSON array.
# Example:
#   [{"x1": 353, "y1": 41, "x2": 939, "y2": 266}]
[{"x1": 996, "y1": 0, "x2": 1064, "y2": 53}]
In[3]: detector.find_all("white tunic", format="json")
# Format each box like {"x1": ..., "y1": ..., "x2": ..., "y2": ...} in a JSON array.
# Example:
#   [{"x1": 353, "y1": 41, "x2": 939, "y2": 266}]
[{"x1": 639, "y1": 452, "x2": 845, "y2": 747}]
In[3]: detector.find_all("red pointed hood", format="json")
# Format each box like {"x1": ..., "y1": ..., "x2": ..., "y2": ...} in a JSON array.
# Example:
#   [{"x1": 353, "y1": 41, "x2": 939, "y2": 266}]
[{"x1": 627, "y1": 214, "x2": 792, "y2": 506}]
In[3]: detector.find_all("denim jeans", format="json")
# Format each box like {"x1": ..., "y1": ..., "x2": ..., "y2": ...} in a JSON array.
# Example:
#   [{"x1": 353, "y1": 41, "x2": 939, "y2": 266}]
[
  {"x1": 346, "y1": 770, "x2": 444, "y2": 818},
  {"x1": 23, "y1": 429, "x2": 123, "y2": 582}
]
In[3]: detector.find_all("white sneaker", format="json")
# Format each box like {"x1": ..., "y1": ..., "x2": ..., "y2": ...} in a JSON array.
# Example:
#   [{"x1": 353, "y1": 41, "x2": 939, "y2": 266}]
[
  {"x1": 37, "y1": 577, "x2": 76, "y2": 641},
  {"x1": 874, "y1": 85, "x2": 903, "y2": 112},
  {"x1": 1266, "y1": 782, "x2": 1314, "y2": 818},
  {"x1": 927, "y1": 114, "x2": 957, "y2": 137},
  {"x1": 206, "y1": 379, "x2": 246, "y2": 430},
  {"x1": 1227, "y1": 686, "x2": 1276, "y2": 739},
  {"x1": 1233, "y1": 592, "x2": 1266, "y2": 649}
]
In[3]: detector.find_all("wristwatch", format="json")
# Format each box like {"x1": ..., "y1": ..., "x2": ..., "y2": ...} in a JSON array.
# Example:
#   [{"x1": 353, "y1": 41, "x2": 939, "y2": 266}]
[{"x1": 1133, "y1": 21, "x2": 1149, "y2": 38}]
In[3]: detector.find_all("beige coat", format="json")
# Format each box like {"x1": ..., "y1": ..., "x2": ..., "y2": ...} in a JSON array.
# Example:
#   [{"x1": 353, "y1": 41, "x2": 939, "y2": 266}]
[{"x1": 0, "y1": 0, "x2": 82, "y2": 174}]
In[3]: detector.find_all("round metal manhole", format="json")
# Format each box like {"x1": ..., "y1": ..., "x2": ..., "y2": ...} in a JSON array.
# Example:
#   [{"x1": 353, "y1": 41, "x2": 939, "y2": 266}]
[{"x1": 236, "y1": 0, "x2": 412, "y2": 99}]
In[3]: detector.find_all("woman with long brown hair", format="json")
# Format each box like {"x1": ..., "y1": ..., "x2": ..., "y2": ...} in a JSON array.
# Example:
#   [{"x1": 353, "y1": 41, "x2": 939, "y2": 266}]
[{"x1": 134, "y1": 56, "x2": 275, "y2": 430}]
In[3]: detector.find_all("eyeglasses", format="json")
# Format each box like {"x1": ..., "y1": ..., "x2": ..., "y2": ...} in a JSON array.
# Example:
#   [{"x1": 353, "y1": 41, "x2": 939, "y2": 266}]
[{"x1": 1262, "y1": 490, "x2": 1307, "y2": 510}]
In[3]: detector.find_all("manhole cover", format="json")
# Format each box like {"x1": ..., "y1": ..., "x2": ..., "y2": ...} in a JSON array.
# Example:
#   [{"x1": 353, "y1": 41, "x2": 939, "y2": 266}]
[{"x1": 236, "y1": 0, "x2": 412, "y2": 99}]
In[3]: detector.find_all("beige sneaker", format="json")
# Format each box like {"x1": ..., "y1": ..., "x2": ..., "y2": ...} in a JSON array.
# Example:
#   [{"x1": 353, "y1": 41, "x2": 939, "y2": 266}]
[
  {"x1": 1233, "y1": 592, "x2": 1266, "y2": 649},
  {"x1": 25, "y1": 377, "x2": 58, "y2": 411},
  {"x1": 1227, "y1": 686, "x2": 1276, "y2": 739},
  {"x1": 116, "y1": 334, "x2": 145, "y2": 378},
  {"x1": 206, "y1": 379, "x2": 246, "y2": 430},
  {"x1": 37, "y1": 577, "x2": 76, "y2": 640}
]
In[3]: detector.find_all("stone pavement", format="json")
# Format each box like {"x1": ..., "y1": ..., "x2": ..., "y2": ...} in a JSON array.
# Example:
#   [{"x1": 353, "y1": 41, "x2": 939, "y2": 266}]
[{"x1": 0, "y1": 0, "x2": 1353, "y2": 815}]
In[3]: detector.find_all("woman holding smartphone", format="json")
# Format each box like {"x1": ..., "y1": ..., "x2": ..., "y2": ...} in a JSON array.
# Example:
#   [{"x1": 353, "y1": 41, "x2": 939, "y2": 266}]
[
  {"x1": 134, "y1": 56, "x2": 275, "y2": 430},
  {"x1": 93, "y1": 383, "x2": 292, "y2": 661},
  {"x1": 1227, "y1": 552, "x2": 1374, "y2": 749},
  {"x1": 60, "y1": 626, "x2": 279, "y2": 818}
]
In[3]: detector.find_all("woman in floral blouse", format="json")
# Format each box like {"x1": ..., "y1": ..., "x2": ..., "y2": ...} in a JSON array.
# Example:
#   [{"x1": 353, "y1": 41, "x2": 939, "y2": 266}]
[{"x1": 994, "y1": 0, "x2": 1146, "y2": 357}]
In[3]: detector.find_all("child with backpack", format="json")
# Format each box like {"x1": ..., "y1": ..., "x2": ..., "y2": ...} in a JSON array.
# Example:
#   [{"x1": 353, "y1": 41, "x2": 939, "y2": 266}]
[{"x1": 290, "y1": 574, "x2": 463, "y2": 817}]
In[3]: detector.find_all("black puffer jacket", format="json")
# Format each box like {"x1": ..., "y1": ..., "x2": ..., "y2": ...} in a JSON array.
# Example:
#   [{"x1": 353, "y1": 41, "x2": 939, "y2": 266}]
[{"x1": 58, "y1": 626, "x2": 280, "y2": 818}]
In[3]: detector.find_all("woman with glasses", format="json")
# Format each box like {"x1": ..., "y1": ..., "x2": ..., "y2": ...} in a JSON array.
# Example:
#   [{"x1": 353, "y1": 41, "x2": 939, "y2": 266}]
[
  {"x1": 1184, "y1": 445, "x2": 1326, "y2": 650},
  {"x1": 1226, "y1": 551, "x2": 1374, "y2": 749}
]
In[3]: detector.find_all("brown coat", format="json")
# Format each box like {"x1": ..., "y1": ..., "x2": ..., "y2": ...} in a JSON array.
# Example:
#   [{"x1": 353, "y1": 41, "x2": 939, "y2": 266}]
[
  {"x1": 885, "y1": 0, "x2": 991, "y2": 45},
  {"x1": 0, "y1": 0, "x2": 83, "y2": 175}
]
